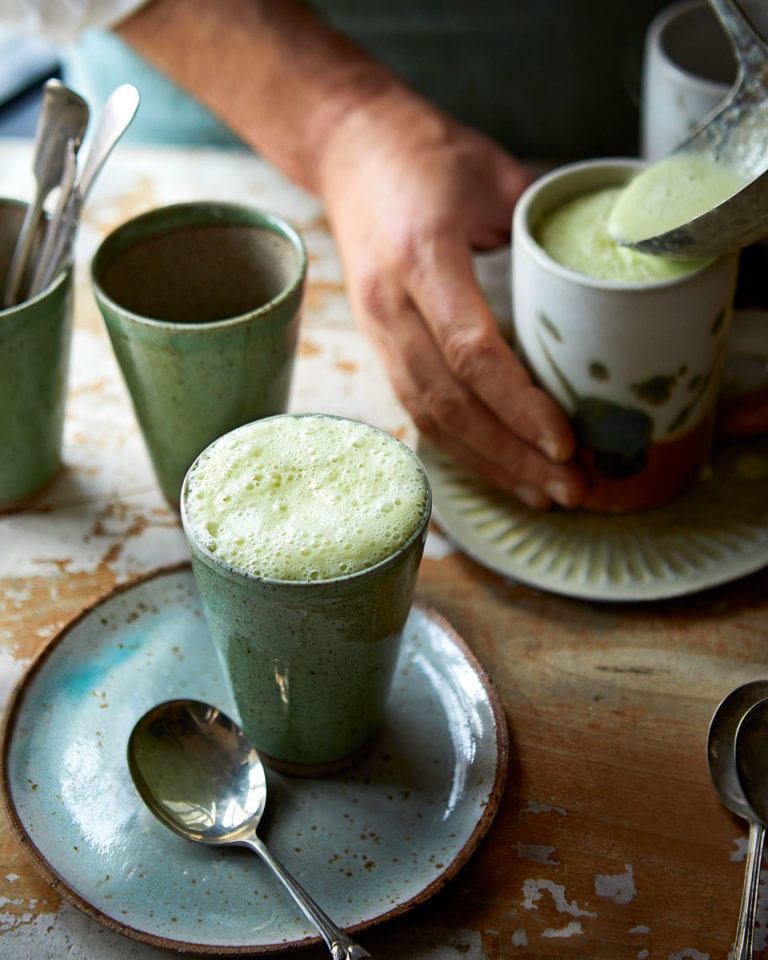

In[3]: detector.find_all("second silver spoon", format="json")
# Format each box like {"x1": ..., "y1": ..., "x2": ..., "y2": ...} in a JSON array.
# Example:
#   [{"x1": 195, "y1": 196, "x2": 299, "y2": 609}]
[{"x1": 707, "y1": 680, "x2": 768, "y2": 960}]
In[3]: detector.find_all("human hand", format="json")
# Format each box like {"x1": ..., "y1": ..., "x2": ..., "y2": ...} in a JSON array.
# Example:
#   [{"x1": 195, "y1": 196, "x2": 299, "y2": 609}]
[
  {"x1": 318, "y1": 90, "x2": 589, "y2": 509},
  {"x1": 115, "y1": 0, "x2": 586, "y2": 508}
]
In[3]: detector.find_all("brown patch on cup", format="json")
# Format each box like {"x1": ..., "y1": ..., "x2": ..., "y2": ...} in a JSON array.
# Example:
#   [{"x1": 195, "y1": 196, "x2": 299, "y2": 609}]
[
  {"x1": 579, "y1": 412, "x2": 715, "y2": 512},
  {"x1": 631, "y1": 374, "x2": 677, "y2": 405}
]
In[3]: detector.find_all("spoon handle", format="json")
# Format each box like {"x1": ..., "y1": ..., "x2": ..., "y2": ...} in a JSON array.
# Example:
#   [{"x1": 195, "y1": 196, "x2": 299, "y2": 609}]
[
  {"x1": 708, "y1": 0, "x2": 768, "y2": 80},
  {"x1": 28, "y1": 179, "x2": 80, "y2": 299},
  {"x1": 733, "y1": 820, "x2": 765, "y2": 960},
  {"x1": 242, "y1": 834, "x2": 372, "y2": 959},
  {"x1": 27, "y1": 139, "x2": 78, "y2": 299},
  {"x1": 2, "y1": 194, "x2": 44, "y2": 307}
]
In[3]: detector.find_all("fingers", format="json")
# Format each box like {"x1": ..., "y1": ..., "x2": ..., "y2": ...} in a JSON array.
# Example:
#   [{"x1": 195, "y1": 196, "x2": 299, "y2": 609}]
[
  {"x1": 352, "y1": 278, "x2": 588, "y2": 508},
  {"x1": 406, "y1": 235, "x2": 578, "y2": 464},
  {"x1": 320, "y1": 105, "x2": 586, "y2": 509},
  {"x1": 421, "y1": 429, "x2": 582, "y2": 510}
]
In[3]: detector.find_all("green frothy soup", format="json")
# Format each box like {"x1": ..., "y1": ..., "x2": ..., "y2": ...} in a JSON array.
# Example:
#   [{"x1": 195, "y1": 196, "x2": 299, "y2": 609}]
[
  {"x1": 183, "y1": 415, "x2": 429, "y2": 581},
  {"x1": 608, "y1": 153, "x2": 748, "y2": 244},
  {"x1": 535, "y1": 186, "x2": 711, "y2": 283}
]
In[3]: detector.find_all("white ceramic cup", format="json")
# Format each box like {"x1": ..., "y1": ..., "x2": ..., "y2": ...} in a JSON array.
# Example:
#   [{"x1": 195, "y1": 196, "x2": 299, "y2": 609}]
[
  {"x1": 641, "y1": 0, "x2": 768, "y2": 417},
  {"x1": 641, "y1": 0, "x2": 768, "y2": 159},
  {"x1": 512, "y1": 158, "x2": 740, "y2": 512}
]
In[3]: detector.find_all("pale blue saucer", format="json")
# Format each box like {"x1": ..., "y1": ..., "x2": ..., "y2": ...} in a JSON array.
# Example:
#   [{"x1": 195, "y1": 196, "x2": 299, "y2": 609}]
[{"x1": 1, "y1": 566, "x2": 506, "y2": 955}]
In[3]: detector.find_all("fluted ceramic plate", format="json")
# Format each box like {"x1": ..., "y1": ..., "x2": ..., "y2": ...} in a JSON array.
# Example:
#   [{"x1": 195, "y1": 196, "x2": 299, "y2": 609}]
[
  {"x1": 420, "y1": 437, "x2": 768, "y2": 601},
  {"x1": 1, "y1": 566, "x2": 506, "y2": 955}
]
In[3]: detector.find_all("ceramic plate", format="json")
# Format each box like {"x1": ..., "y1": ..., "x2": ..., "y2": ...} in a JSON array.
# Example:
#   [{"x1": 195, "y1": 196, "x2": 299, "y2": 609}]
[
  {"x1": 420, "y1": 436, "x2": 768, "y2": 602},
  {"x1": 1, "y1": 566, "x2": 507, "y2": 954}
]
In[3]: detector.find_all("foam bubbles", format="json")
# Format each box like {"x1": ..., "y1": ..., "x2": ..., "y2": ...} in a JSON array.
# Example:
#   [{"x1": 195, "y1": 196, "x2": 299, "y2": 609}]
[{"x1": 183, "y1": 416, "x2": 429, "y2": 580}]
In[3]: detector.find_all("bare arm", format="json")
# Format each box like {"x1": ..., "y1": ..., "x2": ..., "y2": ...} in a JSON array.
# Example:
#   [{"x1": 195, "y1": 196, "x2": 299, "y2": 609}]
[
  {"x1": 115, "y1": 0, "x2": 396, "y2": 193},
  {"x1": 116, "y1": 0, "x2": 588, "y2": 508}
]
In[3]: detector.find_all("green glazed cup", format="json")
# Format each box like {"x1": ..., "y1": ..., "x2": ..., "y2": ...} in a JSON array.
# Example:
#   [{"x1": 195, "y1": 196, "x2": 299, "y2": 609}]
[
  {"x1": 91, "y1": 201, "x2": 307, "y2": 506},
  {"x1": 180, "y1": 414, "x2": 433, "y2": 776},
  {"x1": 0, "y1": 199, "x2": 73, "y2": 512}
]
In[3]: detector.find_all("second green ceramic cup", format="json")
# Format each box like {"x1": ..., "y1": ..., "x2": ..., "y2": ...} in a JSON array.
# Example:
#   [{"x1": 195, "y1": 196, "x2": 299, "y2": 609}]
[{"x1": 92, "y1": 201, "x2": 307, "y2": 505}]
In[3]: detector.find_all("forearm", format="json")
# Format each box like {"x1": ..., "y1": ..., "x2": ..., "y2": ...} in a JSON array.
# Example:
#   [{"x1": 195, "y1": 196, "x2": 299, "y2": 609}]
[{"x1": 115, "y1": 0, "x2": 406, "y2": 194}]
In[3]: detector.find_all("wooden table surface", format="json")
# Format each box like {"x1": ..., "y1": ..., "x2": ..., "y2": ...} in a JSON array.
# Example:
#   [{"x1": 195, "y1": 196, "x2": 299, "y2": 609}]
[{"x1": 1, "y1": 140, "x2": 767, "y2": 960}]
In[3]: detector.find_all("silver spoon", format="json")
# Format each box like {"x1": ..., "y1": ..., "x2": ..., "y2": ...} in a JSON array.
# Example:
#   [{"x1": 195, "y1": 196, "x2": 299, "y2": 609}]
[
  {"x1": 707, "y1": 680, "x2": 768, "y2": 960},
  {"x1": 29, "y1": 83, "x2": 140, "y2": 297},
  {"x1": 127, "y1": 699, "x2": 373, "y2": 960},
  {"x1": 2, "y1": 79, "x2": 89, "y2": 307},
  {"x1": 613, "y1": 0, "x2": 768, "y2": 259},
  {"x1": 735, "y1": 697, "x2": 768, "y2": 954}
]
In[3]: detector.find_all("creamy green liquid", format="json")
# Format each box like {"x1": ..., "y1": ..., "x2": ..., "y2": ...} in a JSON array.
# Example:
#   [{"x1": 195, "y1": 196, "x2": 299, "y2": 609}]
[
  {"x1": 608, "y1": 153, "x2": 747, "y2": 243},
  {"x1": 535, "y1": 187, "x2": 709, "y2": 282},
  {"x1": 183, "y1": 415, "x2": 429, "y2": 581}
]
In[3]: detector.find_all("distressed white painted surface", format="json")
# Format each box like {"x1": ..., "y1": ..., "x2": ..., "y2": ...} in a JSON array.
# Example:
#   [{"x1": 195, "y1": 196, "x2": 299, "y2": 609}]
[
  {"x1": 594, "y1": 864, "x2": 636, "y2": 905},
  {"x1": 0, "y1": 140, "x2": 736, "y2": 960}
]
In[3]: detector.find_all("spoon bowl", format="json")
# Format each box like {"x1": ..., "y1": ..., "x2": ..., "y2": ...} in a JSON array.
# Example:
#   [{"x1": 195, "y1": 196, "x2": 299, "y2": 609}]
[
  {"x1": 708, "y1": 679, "x2": 768, "y2": 815},
  {"x1": 707, "y1": 680, "x2": 768, "y2": 960},
  {"x1": 29, "y1": 83, "x2": 140, "y2": 297},
  {"x1": 734, "y1": 695, "x2": 768, "y2": 960},
  {"x1": 613, "y1": 0, "x2": 768, "y2": 259},
  {"x1": 736, "y1": 696, "x2": 768, "y2": 823},
  {"x1": 129, "y1": 698, "x2": 267, "y2": 844},
  {"x1": 128, "y1": 699, "x2": 372, "y2": 960}
]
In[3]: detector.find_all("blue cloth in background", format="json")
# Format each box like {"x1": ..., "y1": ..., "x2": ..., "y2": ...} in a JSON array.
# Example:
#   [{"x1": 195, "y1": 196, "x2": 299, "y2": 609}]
[{"x1": 61, "y1": 29, "x2": 243, "y2": 147}]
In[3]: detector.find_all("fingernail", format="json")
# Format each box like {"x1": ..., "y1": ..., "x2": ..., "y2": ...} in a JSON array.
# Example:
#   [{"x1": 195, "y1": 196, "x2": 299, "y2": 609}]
[
  {"x1": 514, "y1": 484, "x2": 545, "y2": 509},
  {"x1": 538, "y1": 437, "x2": 563, "y2": 461},
  {"x1": 545, "y1": 480, "x2": 572, "y2": 506}
]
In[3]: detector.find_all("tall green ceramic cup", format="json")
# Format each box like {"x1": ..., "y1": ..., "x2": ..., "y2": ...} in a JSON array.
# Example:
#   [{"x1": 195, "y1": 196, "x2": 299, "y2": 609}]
[
  {"x1": 92, "y1": 201, "x2": 306, "y2": 506},
  {"x1": 0, "y1": 199, "x2": 73, "y2": 512},
  {"x1": 180, "y1": 414, "x2": 432, "y2": 775}
]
